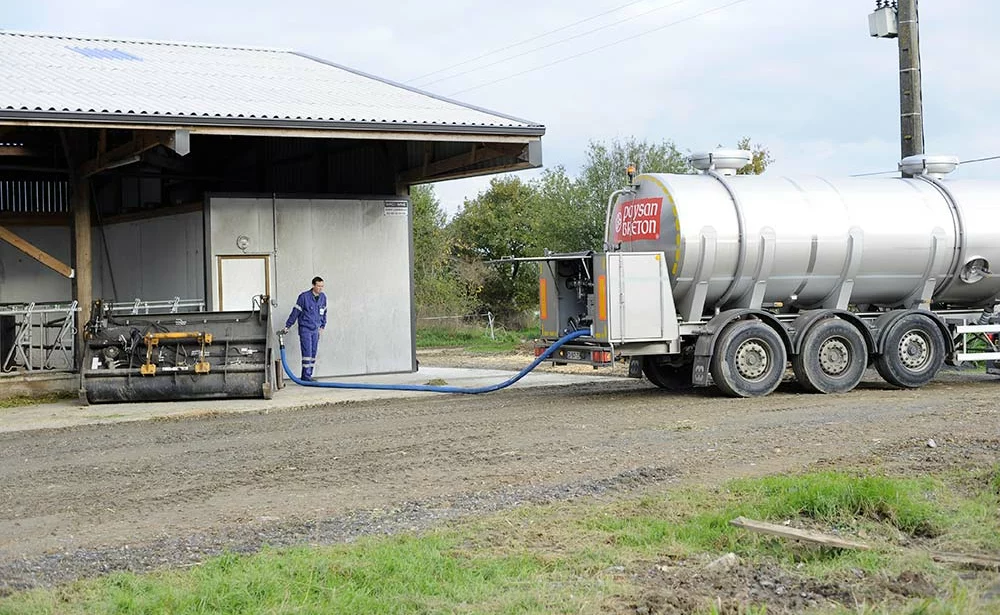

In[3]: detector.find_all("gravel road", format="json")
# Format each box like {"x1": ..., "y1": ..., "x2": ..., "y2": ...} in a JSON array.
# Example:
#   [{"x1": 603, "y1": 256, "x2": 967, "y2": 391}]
[{"x1": 1, "y1": 366, "x2": 997, "y2": 593}]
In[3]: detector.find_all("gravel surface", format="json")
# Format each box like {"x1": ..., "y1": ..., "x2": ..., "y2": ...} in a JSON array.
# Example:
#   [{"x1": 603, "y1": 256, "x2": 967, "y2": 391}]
[{"x1": 1, "y1": 363, "x2": 998, "y2": 594}]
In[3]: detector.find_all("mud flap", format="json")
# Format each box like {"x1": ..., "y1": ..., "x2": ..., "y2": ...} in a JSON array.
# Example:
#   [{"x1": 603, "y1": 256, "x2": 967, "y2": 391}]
[
  {"x1": 627, "y1": 358, "x2": 643, "y2": 378},
  {"x1": 692, "y1": 354, "x2": 712, "y2": 387}
]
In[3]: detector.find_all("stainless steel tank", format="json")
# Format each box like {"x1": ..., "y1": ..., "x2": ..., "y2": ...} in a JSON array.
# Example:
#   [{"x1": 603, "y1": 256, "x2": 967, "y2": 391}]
[{"x1": 609, "y1": 158, "x2": 1000, "y2": 320}]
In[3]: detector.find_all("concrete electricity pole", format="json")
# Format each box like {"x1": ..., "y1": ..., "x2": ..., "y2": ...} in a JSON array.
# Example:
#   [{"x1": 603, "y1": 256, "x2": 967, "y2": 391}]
[{"x1": 869, "y1": 0, "x2": 925, "y2": 171}]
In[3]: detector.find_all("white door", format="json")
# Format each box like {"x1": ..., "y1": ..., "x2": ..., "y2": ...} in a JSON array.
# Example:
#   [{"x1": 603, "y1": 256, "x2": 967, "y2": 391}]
[{"x1": 219, "y1": 255, "x2": 269, "y2": 311}]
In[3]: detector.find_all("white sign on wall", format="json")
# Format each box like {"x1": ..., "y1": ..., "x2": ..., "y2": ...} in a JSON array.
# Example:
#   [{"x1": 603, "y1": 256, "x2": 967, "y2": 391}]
[{"x1": 383, "y1": 200, "x2": 408, "y2": 217}]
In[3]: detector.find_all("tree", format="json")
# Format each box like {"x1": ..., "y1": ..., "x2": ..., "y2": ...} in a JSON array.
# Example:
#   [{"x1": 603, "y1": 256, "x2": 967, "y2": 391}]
[
  {"x1": 411, "y1": 184, "x2": 447, "y2": 275},
  {"x1": 734, "y1": 136, "x2": 774, "y2": 175},
  {"x1": 448, "y1": 176, "x2": 539, "y2": 317},
  {"x1": 571, "y1": 138, "x2": 691, "y2": 250},
  {"x1": 530, "y1": 166, "x2": 595, "y2": 254},
  {"x1": 410, "y1": 184, "x2": 473, "y2": 317},
  {"x1": 579, "y1": 137, "x2": 691, "y2": 215}
]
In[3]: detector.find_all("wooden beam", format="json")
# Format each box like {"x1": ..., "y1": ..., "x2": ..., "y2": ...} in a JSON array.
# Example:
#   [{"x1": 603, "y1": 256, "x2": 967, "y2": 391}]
[
  {"x1": 405, "y1": 159, "x2": 537, "y2": 186},
  {"x1": 930, "y1": 551, "x2": 1000, "y2": 571},
  {"x1": 0, "y1": 213, "x2": 71, "y2": 226},
  {"x1": 72, "y1": 176, "x2": 93, "y2": 355},
  {"x1": 729, "y1": 517, "x2": 872, "y2": 551},
  {"x1": 0, "y1": 145, "x2": 41, "y2": 157},
  {"x1": 730, "y1": 516, "x2": 1000, "y2": 570},
  {"x1": 396, "y1": 142, "x2": 526, "y2": 184},
  {"x1": 101, "y1": 201, "x2": 203, "y2": 225},
  {"x1": 0, "y1": 224, "x2": 74, "y2": 278},
  {"x1": 79, "y1": 129, "x2": 189, "y2": 177},
  {"x1": 0, "y1": 120, "x2": 544, "y2": 143}
]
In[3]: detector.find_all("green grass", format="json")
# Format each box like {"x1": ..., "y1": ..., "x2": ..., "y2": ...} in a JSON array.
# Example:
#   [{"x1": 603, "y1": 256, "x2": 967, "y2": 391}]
[
  {"x1": 3, "y1": 470, "x2": 998, "y2": 615},
  {"x1": 579, "y1": 471, "x2": 956, "y2": 586},
  {"x1": 415, "y1": 323, "x2": 538, "y2": 352},
  {"x1": 0, "y1": 391, "x2": 74, "y2": 409},
  {"x1": 990, "y1": 465, "x2": 1000, "y2": 497},
  {"x1": 3, "y1": 536, "x2": 593, "y2": 615}
]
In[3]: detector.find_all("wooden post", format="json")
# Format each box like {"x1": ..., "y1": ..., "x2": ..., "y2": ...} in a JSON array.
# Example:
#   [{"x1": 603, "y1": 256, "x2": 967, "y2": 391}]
[
  {"x1": 897, "y1": 0, "x2": 924, "y2": 170},
  {"x1": 72, "y1": 176, "x2": 92, "y2": 362}
]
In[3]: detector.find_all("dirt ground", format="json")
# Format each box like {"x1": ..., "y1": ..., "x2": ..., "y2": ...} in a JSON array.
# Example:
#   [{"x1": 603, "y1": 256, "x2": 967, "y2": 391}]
[{"x1": 1, "y1": 350, "x2": 998, "y2": 611}]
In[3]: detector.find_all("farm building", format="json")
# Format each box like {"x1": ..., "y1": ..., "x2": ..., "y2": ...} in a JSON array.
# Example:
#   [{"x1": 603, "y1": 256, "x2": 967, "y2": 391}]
[{"x1": 0, "y1": 31, "x2": 544, "y2": 383}]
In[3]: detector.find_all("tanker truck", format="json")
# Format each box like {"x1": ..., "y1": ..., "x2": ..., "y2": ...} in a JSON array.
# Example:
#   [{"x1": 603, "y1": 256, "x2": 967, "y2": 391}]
[{"x1": 520, "y1": 151, "x2": 1000, "y2": 397}]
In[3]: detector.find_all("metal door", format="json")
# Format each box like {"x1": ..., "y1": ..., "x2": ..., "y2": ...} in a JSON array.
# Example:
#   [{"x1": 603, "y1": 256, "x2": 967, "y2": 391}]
[{"x1": 218, "y1": 255, "x2": 269, "y2": 311}]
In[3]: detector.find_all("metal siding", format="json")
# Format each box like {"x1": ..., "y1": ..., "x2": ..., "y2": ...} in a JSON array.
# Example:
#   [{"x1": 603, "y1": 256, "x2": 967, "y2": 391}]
[
  {"x1": 0, "y1": 226, "x2": 72, "y2": 303},
  {"x1": 0, "y1": 32, "x2": 541, "y2": 131},
  {"x1": 204, "y1": 198, "x2": 276, "y2": 310},
  {"x1": 207, "y1": 196, "x2": 412, "y2": 377},
  {"x1": 95, "y1": 212, "x2": 205, "y2": 302}
]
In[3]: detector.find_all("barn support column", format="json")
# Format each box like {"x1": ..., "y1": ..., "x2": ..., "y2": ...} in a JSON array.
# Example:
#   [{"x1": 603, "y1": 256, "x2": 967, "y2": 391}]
[{"x1": 72, "y1": 176, "x2": 92, "y2": 364}]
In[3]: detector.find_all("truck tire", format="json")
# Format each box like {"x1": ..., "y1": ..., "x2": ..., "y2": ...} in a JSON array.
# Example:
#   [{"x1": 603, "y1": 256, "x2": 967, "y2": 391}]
[
  {"x1": 875, "y1": 314, "x2": 945, "y2": 389},
  {"x1": 710, "y1": 320, "x2": 787, "y2": 398},
  {"x1": 642, "y1": 356, "x2": 694, "y2": 391},
  {"x1": 792, "y1": 318, "x2": 868, "y2": 394}
]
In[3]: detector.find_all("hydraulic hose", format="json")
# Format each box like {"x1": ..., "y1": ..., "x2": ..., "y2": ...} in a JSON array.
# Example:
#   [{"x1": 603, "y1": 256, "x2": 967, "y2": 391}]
[{"x1": 277, "y1": 328, "x2": 591, "y2": 394}]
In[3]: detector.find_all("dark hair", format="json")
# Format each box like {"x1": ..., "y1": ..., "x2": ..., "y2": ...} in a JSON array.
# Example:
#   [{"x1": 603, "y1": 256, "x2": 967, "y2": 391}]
[{"x1": 311, "y1": 276, "x2": 324, "y2": 285}]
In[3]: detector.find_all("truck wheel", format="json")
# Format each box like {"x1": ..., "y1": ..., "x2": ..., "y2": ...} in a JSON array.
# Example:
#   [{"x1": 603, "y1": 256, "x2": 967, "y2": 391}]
[
  {"x1": 710, "y1": 320, "x2": 787, "y2": 398},
  {"x1": 875, "y1": 314, "x2": 945, "y2": 388},
  {"x1": 642, "y1": 357, "x2": 694, "y2": 391},
  {"x1": 792, "y1": 318, "x2": 867, "y2": 394}
]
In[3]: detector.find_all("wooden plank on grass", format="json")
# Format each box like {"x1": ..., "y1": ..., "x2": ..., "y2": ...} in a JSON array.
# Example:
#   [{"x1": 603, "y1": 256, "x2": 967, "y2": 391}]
[
  {"x1": 929, "y1": 551, "x2": 1000, "y2": 570},
  {"x1": 729, "y1": 516, "x2": 872, "y2": 551}
]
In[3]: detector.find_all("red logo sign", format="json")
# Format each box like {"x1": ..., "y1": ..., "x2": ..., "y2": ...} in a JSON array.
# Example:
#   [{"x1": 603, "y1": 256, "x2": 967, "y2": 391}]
[{"x1": 613, "y1": 197, "x2": 662, "y2": 243}]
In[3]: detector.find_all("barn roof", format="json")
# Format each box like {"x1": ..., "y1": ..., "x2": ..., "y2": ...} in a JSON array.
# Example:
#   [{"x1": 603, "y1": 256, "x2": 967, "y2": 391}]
[{"x1": 0, "y1": 31, "x2": 544, "y2": 136}]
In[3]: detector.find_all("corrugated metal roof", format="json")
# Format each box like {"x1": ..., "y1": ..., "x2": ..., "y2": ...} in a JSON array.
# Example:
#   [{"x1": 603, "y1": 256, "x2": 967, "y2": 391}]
[{"x1": 0, "y1": 31, "x2": 544, "y2": 135}]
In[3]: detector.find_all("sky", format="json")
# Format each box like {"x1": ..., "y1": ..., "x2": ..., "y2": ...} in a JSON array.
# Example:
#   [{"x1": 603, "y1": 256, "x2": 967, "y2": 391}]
[{"x1": 2, "y1": 0, "x2": 996, "y2": 215}]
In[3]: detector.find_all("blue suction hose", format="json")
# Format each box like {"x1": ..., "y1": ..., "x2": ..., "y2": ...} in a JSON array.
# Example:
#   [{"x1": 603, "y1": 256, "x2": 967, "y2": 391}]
[{"x1": 277, "y1": 328, "x2": 590, "y2": 394}]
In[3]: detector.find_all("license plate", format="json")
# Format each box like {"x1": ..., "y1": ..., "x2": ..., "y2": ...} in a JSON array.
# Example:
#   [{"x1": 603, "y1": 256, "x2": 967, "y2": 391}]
[{"x1": 565, "y1": 350, "x2": 583, "y2": 361}]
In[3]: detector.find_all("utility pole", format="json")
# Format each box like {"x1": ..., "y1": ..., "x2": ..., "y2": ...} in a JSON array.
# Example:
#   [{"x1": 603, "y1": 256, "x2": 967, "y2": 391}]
[
  {"x1": 897, "y1": 0, "x2": 924, "y2": 160},
  {"x1": 869, "y1": 0, "x2": 925, "y2": 172}
]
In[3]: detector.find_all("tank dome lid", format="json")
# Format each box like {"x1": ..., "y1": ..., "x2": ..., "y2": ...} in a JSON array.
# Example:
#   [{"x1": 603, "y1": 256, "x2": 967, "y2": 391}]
[
  {"x1": 899, "y1": 154, "x2": 959, "y2": 179},
  {"x1": 690, "y1": 149, "x2": 752, "y2": 176}
]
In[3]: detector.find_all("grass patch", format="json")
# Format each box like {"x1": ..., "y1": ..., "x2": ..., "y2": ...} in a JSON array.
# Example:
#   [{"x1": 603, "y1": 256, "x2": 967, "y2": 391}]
[
  {"x1": 3, "y1": 470, "x2": 998, "y2": 614},
  {"x1": 415, "y1": 323, "x2": 537, "y2": 352},
  {"x1": 586, "y1": 472, "x2": 943, "y2": 551},
  {"x1": 2, "y1": 536, "x2": 596, "y2": 615},
  {"x1": 0, "y1": 391, "x2": 74, "y2": 409}
]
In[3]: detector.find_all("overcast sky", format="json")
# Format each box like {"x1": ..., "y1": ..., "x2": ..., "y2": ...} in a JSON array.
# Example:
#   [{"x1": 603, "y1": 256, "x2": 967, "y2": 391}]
[{"x1": 2, "y1": 0, "x2": 996, "y2": 215}]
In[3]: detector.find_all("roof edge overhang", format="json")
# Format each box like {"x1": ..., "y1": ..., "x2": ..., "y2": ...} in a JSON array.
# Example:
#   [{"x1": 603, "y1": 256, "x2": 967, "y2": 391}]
[{"x1": 0, "y1": 110, "x2": 545, "y2": 140}]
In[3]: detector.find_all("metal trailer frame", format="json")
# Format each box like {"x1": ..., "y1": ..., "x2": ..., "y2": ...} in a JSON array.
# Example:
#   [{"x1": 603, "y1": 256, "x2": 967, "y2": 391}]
[{"x1": 527, "y1": 250, "x2": 1000, "y2": 396}]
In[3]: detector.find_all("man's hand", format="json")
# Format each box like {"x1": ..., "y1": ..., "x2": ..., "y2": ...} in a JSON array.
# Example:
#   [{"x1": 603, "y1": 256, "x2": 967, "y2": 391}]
[
  {"x1": 319, "y1": 327, "x2": 324, "y2": 335},
  {"x1": 278, "y1": 328, "x2": 288, "y2": 335}
]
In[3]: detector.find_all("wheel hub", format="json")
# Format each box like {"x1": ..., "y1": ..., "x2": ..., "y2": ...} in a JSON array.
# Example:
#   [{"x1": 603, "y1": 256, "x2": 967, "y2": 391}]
[
  {"x1": 898, "y1": 331, "x2": 931, "y2": 370},
  {"x1": 818, "y1": 338, "x2": 850, "y2": 376},
  {"x1": 735, "y1": 339, "x2": 769, "y2": 380}
]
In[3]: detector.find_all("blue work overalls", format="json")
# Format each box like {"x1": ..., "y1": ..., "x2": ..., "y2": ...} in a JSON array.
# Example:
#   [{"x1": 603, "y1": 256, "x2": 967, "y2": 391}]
[{"x1": 285, "y1": 290, "x2": 328, "y2": 379}]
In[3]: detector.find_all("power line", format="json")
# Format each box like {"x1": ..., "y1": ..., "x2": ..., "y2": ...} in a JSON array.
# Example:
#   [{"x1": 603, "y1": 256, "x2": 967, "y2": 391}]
[
  {"x1": 448, "y1": 0, "x2": 753, "y2": 96},
  {"x1": 851, "y1": 155, "x2": 1000, "y2": 177},
  {"x1": 406, "y1": 0, "x2": 653, "y2": 84},
  {"x1": 959, "y1": 154, "x2": 1000, "y2": 165},
  {"x1": 415, "y1": 0, "x2": 694, "y2": 88},
  {"x1": 850, "y1": 169, "x2": 898, "y2": 177}
]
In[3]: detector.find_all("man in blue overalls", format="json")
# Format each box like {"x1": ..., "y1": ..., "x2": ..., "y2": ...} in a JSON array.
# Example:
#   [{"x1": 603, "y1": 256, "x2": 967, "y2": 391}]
[{"x1": 279, "y1": 276, "x2": 327, "y2": 381}]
